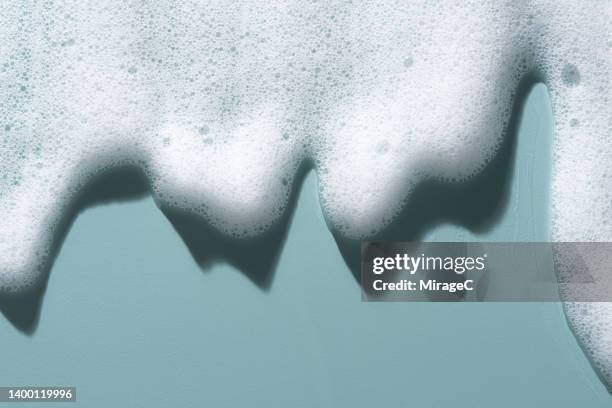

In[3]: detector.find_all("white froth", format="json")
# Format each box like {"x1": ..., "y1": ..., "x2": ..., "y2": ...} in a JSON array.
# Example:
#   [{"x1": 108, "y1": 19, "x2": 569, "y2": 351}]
[
  {"x1": 0, "y1": 0, "x2": 611, "y2": 386},
  {"x1": 541, "y1": 2, "x2": 612, "y2": 389}
]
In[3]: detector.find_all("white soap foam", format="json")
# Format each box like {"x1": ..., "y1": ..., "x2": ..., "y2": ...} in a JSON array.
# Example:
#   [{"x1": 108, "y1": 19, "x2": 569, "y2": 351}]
[
  {"x1": 0, "y1": 0, "x2": 611, "y2": 387},
  {"x1": 534, "y1": 1, "x2": 612, "y2": 389}
]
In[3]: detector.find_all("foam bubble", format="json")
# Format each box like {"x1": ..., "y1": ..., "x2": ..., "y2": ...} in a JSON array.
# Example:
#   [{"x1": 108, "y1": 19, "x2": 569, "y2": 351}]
[{"x1": 0, "y1": 0, "x2": 611, "y2": 387}]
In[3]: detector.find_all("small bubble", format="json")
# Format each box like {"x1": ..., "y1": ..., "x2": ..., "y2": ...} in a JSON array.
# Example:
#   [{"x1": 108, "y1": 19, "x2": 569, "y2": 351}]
[
  {"x1": 376, "y1": 141, "x2": 390, "y2": 154},
  {"x1": 561, "y1": 64, "x2": 580, "y2": 86},
  {"x1": 127, "y1": 66, "x2": 138, "y2": 74},
  {"x1": 403, "y1": 57, "x2": 413, "y2": 68},
  {"x1": 199, "y1": 125, "x2": 210, "y2": 135}
]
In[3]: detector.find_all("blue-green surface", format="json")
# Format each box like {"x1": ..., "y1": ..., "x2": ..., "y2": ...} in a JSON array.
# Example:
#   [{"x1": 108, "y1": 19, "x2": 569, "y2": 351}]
[{"x1": 1, "y1": 85, "x2": 610, "y2": 407}]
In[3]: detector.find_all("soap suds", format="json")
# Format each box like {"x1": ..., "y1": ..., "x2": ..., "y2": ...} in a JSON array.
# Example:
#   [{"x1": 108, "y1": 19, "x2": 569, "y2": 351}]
[{"x1": 0, "y1": 0, "x2": 611, "y2": 388}]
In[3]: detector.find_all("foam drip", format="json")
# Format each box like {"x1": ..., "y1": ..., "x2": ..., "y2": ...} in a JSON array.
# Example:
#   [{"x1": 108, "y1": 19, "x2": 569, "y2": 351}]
[
  {"x1": 0, "y1": 0, "x2": 611, "y2": 388},
  {"x1": 540, "y1": 1, "x2": 612, "y2": 389}
]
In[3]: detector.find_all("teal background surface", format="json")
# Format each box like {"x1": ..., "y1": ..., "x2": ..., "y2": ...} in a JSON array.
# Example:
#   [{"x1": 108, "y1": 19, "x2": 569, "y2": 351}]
[{"x1": 1, "y1": 84, "x2": 611, "y2": 406}]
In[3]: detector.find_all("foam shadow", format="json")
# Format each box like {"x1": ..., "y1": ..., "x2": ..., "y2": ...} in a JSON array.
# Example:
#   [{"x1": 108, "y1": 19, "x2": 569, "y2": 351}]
[
  {"x1": 334, "y1": 73, "x2": 545, "y2": 283},
  {"x1": 0, "y1": 166, "x2": 150, "y2": 334},
  {"x1": 161, "y1": 162, "x2": 310, "y2": 291},
  {"x1": 0, "y1": 162, "x2": 310, "y2": 333}
]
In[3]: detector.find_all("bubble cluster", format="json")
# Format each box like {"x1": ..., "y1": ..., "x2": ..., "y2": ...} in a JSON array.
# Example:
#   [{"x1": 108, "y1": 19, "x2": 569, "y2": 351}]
[
  {"x1": 538, "y1": 1, "x2": 612, "y2": 389},
  {"x1": 561, "y1": 63, "x2": 581, "y2": 87},
  {"x1": 0, "y1": 0, "x2": 610, "y2": 386}
]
